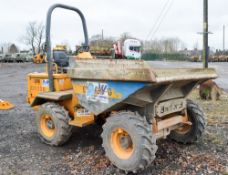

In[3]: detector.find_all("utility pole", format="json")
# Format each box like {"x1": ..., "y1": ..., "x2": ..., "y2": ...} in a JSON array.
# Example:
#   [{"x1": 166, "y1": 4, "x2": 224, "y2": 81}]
[
  {"x1": 203, "y1": 0, "x2": 208, "y2": 68},
  {"x1": 223, "y1": 25, "x2": 225, "y2": 51},
  {"x1": 101, "y1": 29, "x2": 104, "y2": 40}
]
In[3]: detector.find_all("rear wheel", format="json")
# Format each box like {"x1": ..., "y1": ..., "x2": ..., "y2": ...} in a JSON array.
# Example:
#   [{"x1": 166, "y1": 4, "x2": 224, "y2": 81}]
[
  {"x1": 101, "y1": 111, "x2": 157, "y2": 173},
  {"x1": 36, "y1": 102, "x2": 73, "y2": 146},
  {"x1": 169, "y1": 100, "x2": 205, "y2": 144}
]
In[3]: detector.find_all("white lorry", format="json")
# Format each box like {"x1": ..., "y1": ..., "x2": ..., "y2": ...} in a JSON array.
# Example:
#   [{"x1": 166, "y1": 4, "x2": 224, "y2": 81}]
[
  {"x1": 90, "y1": 38, "x2": 142, "y2": 60},
  {"x1": 114, "y1": 39, "x2": 142, "y2": 60}
]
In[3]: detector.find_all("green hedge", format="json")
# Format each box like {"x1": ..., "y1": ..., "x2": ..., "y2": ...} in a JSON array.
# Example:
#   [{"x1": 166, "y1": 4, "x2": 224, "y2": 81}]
[{"x1": 142, "y1": 53, "x2": 190, "y2": 61}]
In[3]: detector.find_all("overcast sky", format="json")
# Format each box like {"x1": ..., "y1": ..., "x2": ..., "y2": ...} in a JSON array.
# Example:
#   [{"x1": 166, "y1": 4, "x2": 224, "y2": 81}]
[{"x1": 0, "y1": 0, "x2": 227, "y2": 50}]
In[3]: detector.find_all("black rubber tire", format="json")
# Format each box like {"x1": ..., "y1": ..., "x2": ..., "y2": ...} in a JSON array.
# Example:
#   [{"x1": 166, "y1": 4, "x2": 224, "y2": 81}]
[
  {"x1": 101, "y1": 111, "x2": 157, "y2": 173},
  {"x1": 36, "y1": 102, "x2": 73, "y2": 146},
  {"x1": 169, "y1": 99, "x2": 206, "y2": 144}
]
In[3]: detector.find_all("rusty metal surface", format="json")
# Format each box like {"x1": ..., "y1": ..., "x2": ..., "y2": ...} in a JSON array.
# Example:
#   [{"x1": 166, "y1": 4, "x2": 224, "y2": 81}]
[
  {"x1": 155, "y1": 99, "x2": 186, "y2": 117},
  {"x1": 68, "y1": 60, "x2": 157, "y2": 82},
  {"x1": 68, "y1": 60, "x2": 217, "y2": 83},
  {"x1": 153, "y1": 114, "x2": 189, "y2": 139}
]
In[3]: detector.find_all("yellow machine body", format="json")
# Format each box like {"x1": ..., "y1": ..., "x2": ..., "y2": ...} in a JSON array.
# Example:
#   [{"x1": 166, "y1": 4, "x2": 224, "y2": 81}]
[
  {"x1": 33, "y1": 54, "x2": 46, "y2": 64},
  {"x1": 26, "y1": 4, "x2": 218, "y2": 172},
  {"x1": 75, "y1": 52, "x2": 93, "y2": 60},
  {"x1": 53, "y1": 45, "x2": 67, "y2": 51},
  {"x1": 32, "y1": 44, "x2": 67, "y2": 65},
  {"x1": 27, "y1": 72, "x2": 95, "y2": 127},
  {"x1": 27, "y1": 73, "x2": 72, "y2": 103}
]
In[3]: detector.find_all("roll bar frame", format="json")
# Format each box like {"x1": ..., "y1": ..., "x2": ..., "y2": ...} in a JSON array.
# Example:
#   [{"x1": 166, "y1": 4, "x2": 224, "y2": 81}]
[{"x1": 45, "y1": 4, "x2": 89, "y2": 91}]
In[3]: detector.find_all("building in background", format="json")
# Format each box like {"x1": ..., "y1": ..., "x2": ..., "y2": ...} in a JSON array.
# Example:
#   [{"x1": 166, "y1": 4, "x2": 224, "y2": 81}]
[{"x1": 0, "y1": 43, "x2": 19, "y2": 54}]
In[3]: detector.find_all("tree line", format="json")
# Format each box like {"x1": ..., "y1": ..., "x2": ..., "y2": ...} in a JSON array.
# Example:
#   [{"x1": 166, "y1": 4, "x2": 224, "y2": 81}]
[{"x1": 1, "y1": 21, "x2": 188, "y2": 56}]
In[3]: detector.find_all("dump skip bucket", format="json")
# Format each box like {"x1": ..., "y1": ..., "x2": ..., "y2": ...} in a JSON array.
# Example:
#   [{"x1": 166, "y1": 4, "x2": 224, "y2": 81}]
[{"x1": 68, "y1": 60, "x2": 217, "y2": 115}]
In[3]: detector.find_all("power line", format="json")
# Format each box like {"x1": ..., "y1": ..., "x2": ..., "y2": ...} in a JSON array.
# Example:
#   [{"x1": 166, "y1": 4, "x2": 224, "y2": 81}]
[
  {"x1": 145, "y1": 0, "x2": 171, "y2": 40},
  {"x1": 149, "y1": 0, "x2": 175, "y2": 40}
]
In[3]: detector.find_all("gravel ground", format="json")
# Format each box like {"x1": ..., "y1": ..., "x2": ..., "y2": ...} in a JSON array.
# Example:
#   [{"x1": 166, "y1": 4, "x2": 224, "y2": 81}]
[{"x1": 0, "y1": 62, "x2": 227, "y2": 175}]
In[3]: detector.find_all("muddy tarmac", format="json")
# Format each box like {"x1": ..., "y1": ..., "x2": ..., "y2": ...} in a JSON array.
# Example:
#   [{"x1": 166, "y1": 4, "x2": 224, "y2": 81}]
[{"x1": 0, "y1": 63, "x2": 227, "y2": 175}]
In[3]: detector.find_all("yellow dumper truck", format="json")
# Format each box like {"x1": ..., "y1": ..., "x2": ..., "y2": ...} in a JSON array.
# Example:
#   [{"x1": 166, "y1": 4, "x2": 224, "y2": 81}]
[{"x1": 27, "y1": 4, "x2": 217, "y2": 173}]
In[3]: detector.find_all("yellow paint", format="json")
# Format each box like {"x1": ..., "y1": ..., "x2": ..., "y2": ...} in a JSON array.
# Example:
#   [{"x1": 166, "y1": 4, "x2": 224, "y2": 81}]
[
  {"x1": 27, "y1": 73, "x2": 72, "y2": 105},
  {"x1": 69, "y1": 110, "x2": 95, "y2": 127},
  {"x1": 73, "y1": 84, "x2": 86, "y2": 95},
  {"x1": 53, "y1": 45, "x2": 66, "y2": 51},
  {"x1": 0, "y1": 100, "x2": 14, "y2": 110},
  {"x1": 59, "y1": 94, "x2": 78, "y2": 117},
  {"x1": 108, "y1": 89, "x2": 122, "y2": 99},
  {"x1": 27, "y1": 70, "x2": 97, "y2": 128},
  {"x1": 40, "y1": 114, "x2": 56, "y2": 138},
  {"x1": 76, "y1": 52, "x2": 93, "y2": 60},
  {"x1": 111, "y1": 128, "x2": 134, "y2": 160},
  {"x1": 33, "y1": 54, "x2": 46, "y2": 64}
]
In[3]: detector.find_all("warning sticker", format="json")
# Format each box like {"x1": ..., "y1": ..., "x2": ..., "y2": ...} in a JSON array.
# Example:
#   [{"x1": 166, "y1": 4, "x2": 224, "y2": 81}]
[
  {"x1": 86, "y1": 82, "x2": 109, "y2": 104},
  {"x1": 42, "y1": 79, "x2": 49, "y2": 87}
]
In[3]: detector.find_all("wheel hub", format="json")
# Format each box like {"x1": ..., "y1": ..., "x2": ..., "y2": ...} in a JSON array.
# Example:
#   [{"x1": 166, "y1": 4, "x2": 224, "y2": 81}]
[
  {"x1": 176, "y1": 124, "x2": 192, "y2": 134},
  {"x1": 40, "y1": 114, "x2": 55, "y2": 138},
  {"x1": 46, "y1": 119, "x2": 55, "y2": 129},
  {"x1": 111, "y1": 128, "x2": 134, "y2": 160},
  {"x1": 119, "y1": 135, "x2": 132, "y2": 149}
]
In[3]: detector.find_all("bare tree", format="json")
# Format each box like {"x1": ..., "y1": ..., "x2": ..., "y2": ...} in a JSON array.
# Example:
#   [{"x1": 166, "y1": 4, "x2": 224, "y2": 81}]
[
  {"x1": 22, "y1": 21, "x2": 44, "y2": 55},
  {"x1": 144, "y1": 37, "x2": 185, "y2": 53},
  {"x1": 36, "y1": 23, "x2": 45, "y2": 54},
  {"x1": 90, "y1": 34, "x2": 115, "y2": 48}
]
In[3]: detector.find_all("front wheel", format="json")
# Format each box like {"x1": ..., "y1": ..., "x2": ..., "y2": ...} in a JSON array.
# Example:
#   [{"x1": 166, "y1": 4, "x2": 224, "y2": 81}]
[
  {"x1": 101, "y1": 111, "x2": 157, "y2": 173},
  {"x1": 36, "y1": 102, "x2": 73, "y2": 146},
  {"x1": 169, "y1": 100, "x2": 206, "y2": 144}
]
